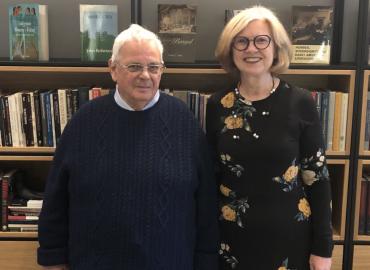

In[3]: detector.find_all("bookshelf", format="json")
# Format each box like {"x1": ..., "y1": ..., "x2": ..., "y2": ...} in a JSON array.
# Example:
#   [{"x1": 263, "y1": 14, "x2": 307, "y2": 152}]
[
  {"x1": 0, "y1": 0, "x2": 364, "y2": 269},
  {"x1": 0, "y1": 65, "x2": 356, "y2": 270}
]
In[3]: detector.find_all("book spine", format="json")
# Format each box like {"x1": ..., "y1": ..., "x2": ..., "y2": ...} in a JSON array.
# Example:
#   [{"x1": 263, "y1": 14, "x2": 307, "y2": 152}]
[
  {"x1": 52, "y1": 92, "x2": 61, "y2": 145},
  {"x1": 40, "y1": 92, "x2": 48, "y2": 146},
  {"x1": 66, "y1": 89, "x2": 73, "y2": 122},
  {"x1": 359, "y1": 177, "x2": 368, "y2": 235},
  {"x1": 71, "y1": 89, "x2": 79, "y2": 115},
  {"x1": 33, "y1": 91, "x2": 43, "y2": 146},
  {"x1": 0, "y1": 97, "x2": 6, "y2": 146},
  {"x1": 1, "y1": 176, "x2": 9, "y2": 231},
  {"x1": 44, "y1": 92, "x2": 54, "y2": 147},
  {"x1": 58, "y1": 89, "x2": 67, "y2": 133},
  {"x1": 2, "y1": 97, "x2": 12, "y2": 146}
]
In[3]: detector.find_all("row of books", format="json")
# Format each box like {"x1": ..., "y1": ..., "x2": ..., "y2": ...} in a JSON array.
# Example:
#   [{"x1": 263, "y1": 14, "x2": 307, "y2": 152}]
[
  {"x1": 8, "y1": 3, "x2": 334, "y2": 64},
  {"x1": 1, "y1": 169, "x2": 43, "y2": 232},
  {"x1": 9, "y1": 4, "x2": 117, "y2": 61},
  {"x1": 167, "y1": 89, "x2": 349, "y2": 149},
  {"x1": 359, "y1": 174, "x2": 370, "y2": 235},
  {"x1": 311, "y1": 90, "x2": 349, "y2": 152},
  {"x1": 0, "y1": 87, "x2": 113, "y2": 147},
  {"x1": 164, "y1": 89, "x2": 210, "y2": 131}
]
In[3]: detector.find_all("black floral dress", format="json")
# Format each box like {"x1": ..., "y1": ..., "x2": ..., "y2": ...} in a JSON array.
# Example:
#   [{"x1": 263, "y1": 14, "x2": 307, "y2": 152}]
[{"x1": 206, "y1": 80, "x2": 333, "y2": 270}]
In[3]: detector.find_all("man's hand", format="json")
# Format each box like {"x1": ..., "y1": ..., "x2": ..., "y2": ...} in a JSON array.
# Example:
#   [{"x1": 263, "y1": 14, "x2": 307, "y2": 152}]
[{"x1": 309, "y1": 254, "x2": 332, "y2": 270}]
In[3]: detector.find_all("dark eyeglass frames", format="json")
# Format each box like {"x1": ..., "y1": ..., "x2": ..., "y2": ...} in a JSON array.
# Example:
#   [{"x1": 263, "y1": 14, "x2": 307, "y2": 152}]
[
  {"x1": 116, "y1": 63, "x2": 165, "y2": 74},
  {"x1": 232, "y1": 35, "x2": 272, "y2": 51}
]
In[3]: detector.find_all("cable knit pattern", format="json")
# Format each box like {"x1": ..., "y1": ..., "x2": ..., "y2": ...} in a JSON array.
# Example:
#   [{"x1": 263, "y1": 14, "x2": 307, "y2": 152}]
[{"x1": 37, "y1": 93, "x2": 219, "y2": 270}]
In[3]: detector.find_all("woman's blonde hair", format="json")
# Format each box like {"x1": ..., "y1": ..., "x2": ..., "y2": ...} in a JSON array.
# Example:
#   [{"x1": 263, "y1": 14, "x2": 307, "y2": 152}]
[{"x1": 215, "y1": 6, "x2": 292, "y2": 76}]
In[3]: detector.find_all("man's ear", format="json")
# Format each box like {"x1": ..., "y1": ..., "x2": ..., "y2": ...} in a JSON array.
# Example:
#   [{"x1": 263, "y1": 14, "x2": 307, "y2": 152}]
[{"x1": 108, "y1": 58, "x2": 117, "y2": 82}]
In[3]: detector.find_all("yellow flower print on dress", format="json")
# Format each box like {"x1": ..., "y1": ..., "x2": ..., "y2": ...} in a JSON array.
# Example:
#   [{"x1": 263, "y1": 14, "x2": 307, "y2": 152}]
[
  {"x1": 220, "y1": 90, "x2": 256, "y2": 134},
  {"x1": 220, "y1": 153, "x2": 244, "y2": 177},
  {"x1": 301, "y1": 148, "x2": 330, "y2": 186},
  {"x1": 220, "y1": 184, "x2": 237, "y2": 198},
  {"x1": 272, "y1": 159, "x2": 298, "y2": 192},
  {"x1": 219, "y1": 242, "x2": 238, "y2": 269},
  {"x1": 221, "y1": 205, "x2": 236, "y2": 221},
  {"x1": 295, "y1": 198, "x2": 311, "y2": 221},
  {"x1": 220, "y1": 197, "x2": 250, "y2": 228},
  {"x1": 283, "y1": 165, "x2": 298, "y2": 182},
  {"x1": 224, "y1": 115, "x2": 243, "y2": 129},
  {"x1": 221, "y1": 92, "x2": 235, "y2": 108}
]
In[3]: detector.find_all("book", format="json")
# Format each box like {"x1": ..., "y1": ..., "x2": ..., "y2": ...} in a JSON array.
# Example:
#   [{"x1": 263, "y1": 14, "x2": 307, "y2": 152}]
[
  {"x1": 358, "y1": 176, "x2": 368, "y2": 235},
  {"x1": 364, "y1": 93, "x2": 370, "y2": 150},
  {"x1": 158, "y1": 4, "x2": 197, "y2": 63},
  {"x1": 225, "y1": 9, "x2": 243, "y2": 24},
  {"x1": 8, "y1": 4, "x2": 49, "y2": 61},
  {"x1": 332, "y1": 92, "x2": 342, "y2": 151},
  {"x1": 80, "y1": 5, "x2": 118, "y2": 61},
  {"x1": 291, "y1": 6, "x2": 333, "y2": 64},
  {"x1": 339, "y1": 93, "x2": 348, "y2": 151},
  {"x1": 1, "y1": 169, "x2": 21, "y2": 231}
]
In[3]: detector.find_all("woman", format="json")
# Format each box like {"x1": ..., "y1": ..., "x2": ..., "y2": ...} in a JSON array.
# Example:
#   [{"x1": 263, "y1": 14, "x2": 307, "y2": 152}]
[{"x1": 206, "y1": 6, "x2": 333, "y2": 270}]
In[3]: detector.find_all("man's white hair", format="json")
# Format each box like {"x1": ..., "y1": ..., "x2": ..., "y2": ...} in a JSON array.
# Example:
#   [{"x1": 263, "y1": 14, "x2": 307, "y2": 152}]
[{"x1": 111, "y1": 24, "x2": 164, "y2": 63}]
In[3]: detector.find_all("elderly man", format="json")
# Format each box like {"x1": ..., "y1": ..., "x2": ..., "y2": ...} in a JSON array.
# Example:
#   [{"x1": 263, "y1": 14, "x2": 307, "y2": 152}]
[{"x1": 37, "y1": 24, "x2": 218, "y2": 270}]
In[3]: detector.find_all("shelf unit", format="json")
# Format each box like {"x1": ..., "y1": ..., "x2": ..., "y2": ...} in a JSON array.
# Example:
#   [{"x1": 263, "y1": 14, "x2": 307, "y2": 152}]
[{"x1": 0, "y1": 65, "x2": 356, "y2": 270}]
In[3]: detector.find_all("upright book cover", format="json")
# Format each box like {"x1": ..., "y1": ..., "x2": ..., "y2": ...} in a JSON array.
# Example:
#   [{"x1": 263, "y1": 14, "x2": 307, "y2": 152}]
[
  {"x1": 291, "y1": 6, "x2": 333, "y2": 64},
  {"x1": 8, "y1": 4, "x2": 49, "y2": 61},
  {"x1": 224, "y1": 9, "x2": 243, "y2": 24},
  {"x1": 80, "y1": 5, "x2": 118, "y2": 62},
  {"x1": 158, "y1": 4, "x2": 197, "y2": 63}
]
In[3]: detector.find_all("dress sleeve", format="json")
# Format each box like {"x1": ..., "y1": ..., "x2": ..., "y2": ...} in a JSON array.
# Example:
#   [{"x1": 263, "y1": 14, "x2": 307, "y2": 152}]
[
  {"x1": 298, "y1": 90, "x2": 333, "y2": 258},
  {"x1": 37, "y1": 125, "x2": 71, "y2": 266},
  {"x1": 205, "y1": 95, "x2": 219, "y2": 149},
  {"x1": 194, "y1": 128, "x2": 219, "y2": 270}
]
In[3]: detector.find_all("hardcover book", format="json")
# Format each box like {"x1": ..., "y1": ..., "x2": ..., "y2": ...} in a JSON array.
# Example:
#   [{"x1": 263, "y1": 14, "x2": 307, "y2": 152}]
[
  {"x1": 224, "y1": 9, "x2": 243, "y2": 24},
  {"x1": 158, "y1": 4, "x2": 197, "y2": 63},
  {"x1": 80, "y1": 5, "x2": 118, "y2": 61},
  {"x1": 8, "y1": 4, "x2": 49, "y2": 61},
  {"x1": 291, "y1": 6, "x2": 333, "y2": 64}
]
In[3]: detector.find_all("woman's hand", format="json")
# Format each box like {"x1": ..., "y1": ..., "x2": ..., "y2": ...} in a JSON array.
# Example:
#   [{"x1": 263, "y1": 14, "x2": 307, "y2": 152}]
[{"x1": 309, "y1": 254, "x2": 332, "y2": 270}]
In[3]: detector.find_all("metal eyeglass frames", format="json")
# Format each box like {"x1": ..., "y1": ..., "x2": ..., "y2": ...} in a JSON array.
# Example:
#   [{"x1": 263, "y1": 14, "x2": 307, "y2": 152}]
[{"x1": 116, "y1": 63, "x2": 165, "y2": 74}]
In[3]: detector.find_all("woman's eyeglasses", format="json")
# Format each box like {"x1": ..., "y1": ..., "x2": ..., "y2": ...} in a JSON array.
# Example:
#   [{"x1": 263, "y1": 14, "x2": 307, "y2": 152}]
[{"x1": 232, "y1": 35, "x2": 272, "y2": 51}]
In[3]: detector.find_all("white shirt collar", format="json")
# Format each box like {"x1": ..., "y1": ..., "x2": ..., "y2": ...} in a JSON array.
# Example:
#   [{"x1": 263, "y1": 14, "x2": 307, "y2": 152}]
[{"x1": 114, "y1": 85, "x2": 160, "y2": 111}]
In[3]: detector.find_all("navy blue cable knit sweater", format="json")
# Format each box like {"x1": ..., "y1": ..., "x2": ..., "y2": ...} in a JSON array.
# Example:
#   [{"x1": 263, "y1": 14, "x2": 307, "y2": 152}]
[{"x1": 37, "y1": 93, "x2": 219, "y2": 270}]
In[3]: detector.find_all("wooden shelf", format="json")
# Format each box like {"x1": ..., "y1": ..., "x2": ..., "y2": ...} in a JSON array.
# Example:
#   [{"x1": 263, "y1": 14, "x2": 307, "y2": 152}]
[
  {"x1": 0, "y1": 147, "x2": 54, "y2": 154},
  {"x1": 354, "y1": 160, "x2": 370, "y2": 240},
  {"x1": 0, "y1": 232, "x2": 37, "y2": 238},
  {"x1": 327, "y1": 159, "x2": 350, "y2": 241},
  {"x1": 353, "y1": 245, "x2": 370, "y2": 270},
  {"x1": 0, "y1": 241, "x2": 39, "y2": 270},
  {"x1": 0, "y1": 156, "x2": 52, "y2": 161}
]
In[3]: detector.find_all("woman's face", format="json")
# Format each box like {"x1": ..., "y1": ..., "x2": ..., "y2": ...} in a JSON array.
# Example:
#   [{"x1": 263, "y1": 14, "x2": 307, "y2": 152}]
[{"x1": 232, "y1": 19, "x2": 275, "y2": 78}]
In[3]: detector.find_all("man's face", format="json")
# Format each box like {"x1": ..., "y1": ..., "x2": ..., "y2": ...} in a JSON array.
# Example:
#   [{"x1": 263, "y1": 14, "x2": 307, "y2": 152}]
[{"x1": 109, "y1": 40, "x2": 163, "y2": 110}]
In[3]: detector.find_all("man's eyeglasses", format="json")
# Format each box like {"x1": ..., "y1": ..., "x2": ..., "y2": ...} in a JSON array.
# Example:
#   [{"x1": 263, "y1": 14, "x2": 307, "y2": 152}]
[
  {"x1": 116, "y1": 63, "x2": 165, "y2": 74},
  {"x1": 232, "y1": 35, "x2": 272, "y2": 51}
]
